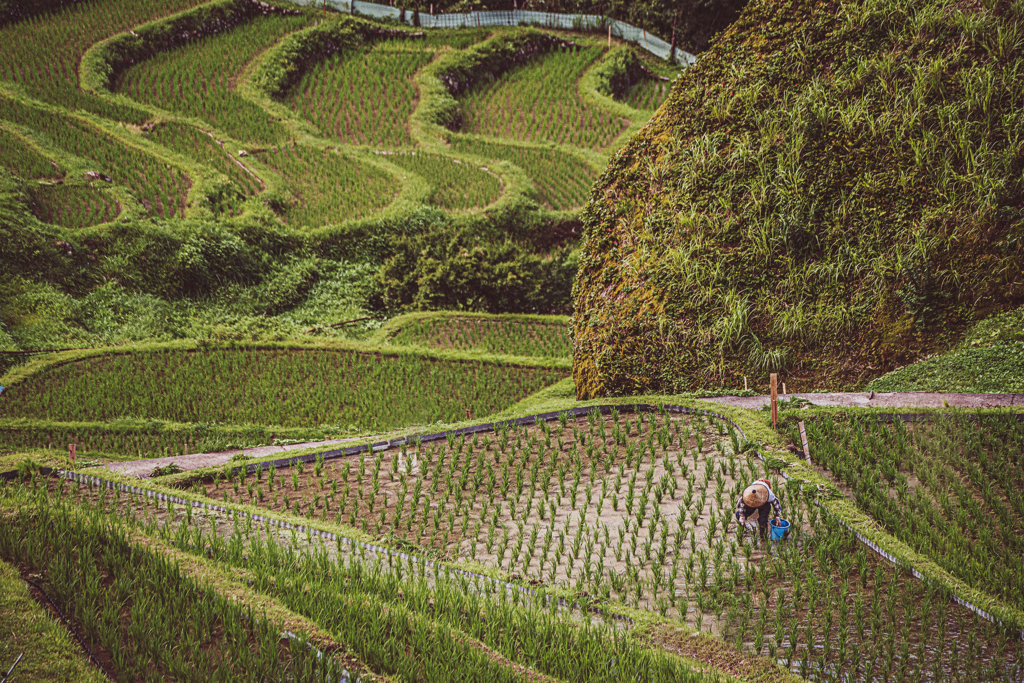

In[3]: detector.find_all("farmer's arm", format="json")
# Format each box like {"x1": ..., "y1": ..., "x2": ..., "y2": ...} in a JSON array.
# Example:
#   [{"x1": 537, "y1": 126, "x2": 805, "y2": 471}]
[
  {"x1": 735, "y1": 497, "x2": 746, "y2": 524},
  {"x1": 771, "y1": 497, "x2": 782, "y2": 519}
]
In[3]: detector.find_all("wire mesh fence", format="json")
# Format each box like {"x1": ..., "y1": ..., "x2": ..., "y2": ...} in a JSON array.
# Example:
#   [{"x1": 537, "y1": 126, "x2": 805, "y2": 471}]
[{"x1": 287, "y1": 0, "x2": 696, "y2": 65}]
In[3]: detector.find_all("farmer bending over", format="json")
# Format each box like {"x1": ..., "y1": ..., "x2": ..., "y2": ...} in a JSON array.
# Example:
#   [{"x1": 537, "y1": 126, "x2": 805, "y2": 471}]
[{"x1": 735, "y1": 478, "x2": 781, "y2": 539}]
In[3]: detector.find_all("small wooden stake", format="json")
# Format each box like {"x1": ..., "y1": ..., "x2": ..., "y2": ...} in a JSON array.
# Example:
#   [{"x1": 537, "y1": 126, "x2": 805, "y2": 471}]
[
  {"x1": 782, "y1": 382, "x2": 787, "y2": 395},
  {"x1": 798, "y1": 421, "x2": 811, "y2": 467},
  {"x1": 608, "y1": 24, "x2": 612, "y2": 47},
  {"x1": 69, "y1": 443, "x2": 76, "y2": 466},
  {"x1": 743, "y1": 376, "x2": 748, "y2": 391},
  {"x1": 769, "y1": 373, "x2": 778, "y2": 428}
]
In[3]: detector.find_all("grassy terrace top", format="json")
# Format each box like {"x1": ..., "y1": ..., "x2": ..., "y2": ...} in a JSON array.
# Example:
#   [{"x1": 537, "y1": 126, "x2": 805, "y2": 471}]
[{"x1": 572, "y1": 0, "x2": 1024, "y2": 398}]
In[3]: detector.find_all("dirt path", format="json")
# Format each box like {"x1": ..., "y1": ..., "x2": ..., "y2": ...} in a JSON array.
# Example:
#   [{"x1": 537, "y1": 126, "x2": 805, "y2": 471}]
[
  {"x1": 103, "y1": 437, "x2": 369, "y2": 478},
  {"x1": 699, "y1": 391, "x2": 1024, "y2": 410}
]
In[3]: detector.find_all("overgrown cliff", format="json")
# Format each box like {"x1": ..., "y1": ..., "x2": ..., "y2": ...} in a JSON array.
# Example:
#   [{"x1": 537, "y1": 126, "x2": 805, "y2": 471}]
[{"x1": 572, "y1": 0, "x2": 1024, "y2": 397}]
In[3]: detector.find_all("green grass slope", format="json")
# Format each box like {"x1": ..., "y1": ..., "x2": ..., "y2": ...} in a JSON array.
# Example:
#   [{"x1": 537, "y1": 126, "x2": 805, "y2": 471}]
[{"x1": 572, "y1": 0, "x2": 1024, "y2": 398}]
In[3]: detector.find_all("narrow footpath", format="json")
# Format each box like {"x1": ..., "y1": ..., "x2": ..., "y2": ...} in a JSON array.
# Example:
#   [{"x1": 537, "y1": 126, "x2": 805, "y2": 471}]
[{"x1": 103, "y1": 392, "x2": 1022, "y2": 478}]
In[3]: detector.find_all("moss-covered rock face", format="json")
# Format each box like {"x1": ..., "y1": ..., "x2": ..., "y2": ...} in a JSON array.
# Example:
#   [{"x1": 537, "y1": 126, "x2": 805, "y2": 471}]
[{"x1": 572, "y1": 0, "x2": 1024, "y2": 398}]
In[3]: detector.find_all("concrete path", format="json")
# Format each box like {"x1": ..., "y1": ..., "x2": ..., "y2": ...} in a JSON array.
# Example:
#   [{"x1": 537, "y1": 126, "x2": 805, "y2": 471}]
[
  {"x1": 103, "y1": 437, "x2": 368, "y2": 479},
  {"x1": 700, "y1": 391, "x2": 1024, "y2": 410}
]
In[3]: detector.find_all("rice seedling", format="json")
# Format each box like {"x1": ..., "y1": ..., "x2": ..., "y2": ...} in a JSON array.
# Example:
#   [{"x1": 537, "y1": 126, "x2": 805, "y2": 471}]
[
  {"x1": 383, "y1": 151, "x2": 501, "y2": 210},
  {"x1": 287, "y1": 46, "x2": 434, "y2": 148},
  {"x1": 451, "y1": 137, "x2": 597, "y2": 209},
  {"x1": 0, "y1": 347, "x2": 566, "y2": 430},
  {"x1": 256, "y1": 144, "x2": 396, "y2": 226},
  {"x1": 0, "y1": 96, "x2": 190, "y2": 218},
  {"x1": 26, "y1": 185, "x2": 119, "y2": 228},
  {"x1": 0, "y1": 0, "x2": 206, "y2": 122},
  {"x1": 0, "y1": 126, "x2": 61, "y2": 179},
  {"x1": 458, "y1": 44, "x2": 629, "y2": 151},
  {"x1": 116, "y1": 11, "x2": 315, "y2": 144},
  {"x1": 388, "y1": 314, "x2": 570, "y2": 357}
]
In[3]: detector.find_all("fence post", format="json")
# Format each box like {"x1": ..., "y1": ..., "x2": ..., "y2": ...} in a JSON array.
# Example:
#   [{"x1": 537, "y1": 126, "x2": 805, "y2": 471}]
[
  {"x1": 770, "y1": 373, "x2": 778, "y2": 428},
  {"x1": 799, "y1": 421, "x2": 811, "y2": 467}
]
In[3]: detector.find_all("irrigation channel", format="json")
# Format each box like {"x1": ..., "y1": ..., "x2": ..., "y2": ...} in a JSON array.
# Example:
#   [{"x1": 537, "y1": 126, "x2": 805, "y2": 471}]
[{"x1": 15, "y1": 404, "x2": 1022, "y2": 681}]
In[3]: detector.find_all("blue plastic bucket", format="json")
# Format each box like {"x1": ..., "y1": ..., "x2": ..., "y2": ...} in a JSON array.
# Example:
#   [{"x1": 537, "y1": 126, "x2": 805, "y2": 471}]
[{"x1": 770, "y1": 519, "x2": 790, "y2": 541}]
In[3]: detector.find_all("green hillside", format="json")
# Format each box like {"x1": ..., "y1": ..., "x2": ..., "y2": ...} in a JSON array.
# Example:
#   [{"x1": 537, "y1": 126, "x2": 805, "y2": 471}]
[{"x1": 572, "y1": 0, "x2": 1024, "y2": 398}]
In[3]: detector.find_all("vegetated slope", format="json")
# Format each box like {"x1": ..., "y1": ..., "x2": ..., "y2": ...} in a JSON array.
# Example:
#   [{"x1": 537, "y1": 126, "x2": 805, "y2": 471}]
[
  {"x1": 790, "y1": 414, "x2": 1024, "y2": 615},
  {"x1": 0, "y1": 347, "x2": 566, "y2": 429},
  {"x1": 387, "y1": 314, "x2": 571, "y2": 358},
  {"x1": 869, "y1": 304, "x2": 1024, "y2": 392},
  {"x1": 572, "y1": 0, "x2": 1024, "y2": 398}
]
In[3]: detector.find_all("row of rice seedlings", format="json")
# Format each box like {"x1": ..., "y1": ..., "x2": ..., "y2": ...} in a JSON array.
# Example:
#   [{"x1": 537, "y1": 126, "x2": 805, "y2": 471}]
[
  {"x1": 383, "y1": 151, "x2": 501, "y2": 209},
  {"x1": 390, "y1": 316, "x2": 570, "y2": 357},
  {"x1": 42, "y1": 473, "x2": 722, "y2": 683},
  {"x1": 0, "y1": 490, "x2": 350, "y2": 682},
  {"x1": 719, "y1": 492, "x2": 1024, "y2": 682},
  {"x1": 0, "y1": 96, "x2": 190, "y2": 218},
  {"x1": 27, "y1": 185, "x2": 119, "y2": 228},
  {"x1": 0, "y1": 347, "x2": 567, "y2": 430},
  {"x1": 256, "y1": 144, "x2": 396, "y2": 227},
  {"x1": 791, "y1": 414, "x2": 1024, "y2": 612},
  {"x1": 0, "y1": 126, "x2": 61, "y2": 179},
  {"x1": 451, "y1": 137, "x2": 596, "y2": 209},
  {"x1": 146, "y1": 121, "x2": 263, "y2": 211},
  {"x1": 287, "y1": 47, "x2": 434, "y2": 148},
  {"x1": 116, "y1": 12, "x2": 315, "y2": 145},
  {"x1": 198, "y1": 409, "x2": 756, "y2": 621},
  {"x1": 0, "y1": 0, "x2": 203, "y2": 122},
  {"x1": 0, "y1": 426, "x2": 234, "y2": 460},
  {"x1": 458, "y1": 44, "x2": 629, "y2": 151},
  {"x1": 619, "y1": 77, "x2": 673, "y2": 111},
  {"x1": 373, "y1": 28, "x2": 491, "y2": 50}
]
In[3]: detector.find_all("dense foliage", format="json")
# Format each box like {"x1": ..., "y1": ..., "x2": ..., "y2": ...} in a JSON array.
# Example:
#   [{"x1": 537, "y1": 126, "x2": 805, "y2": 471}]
[{"x1": 573, "y1": 0, "x2": 1024, "y2": 397}]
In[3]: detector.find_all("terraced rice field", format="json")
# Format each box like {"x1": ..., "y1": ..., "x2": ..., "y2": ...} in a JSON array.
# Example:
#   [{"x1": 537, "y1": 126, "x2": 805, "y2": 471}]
[
  {"x1": 256, "y1": 145, "x2": 395, "y2": 227},
  {"x1": 27, "y1": 185, "x2": 120, "y2": 228},
  {"x1": 0, "y1": 0, "x2": 206, "y2": 122},
  {"x1": 384, "y1": 152, "x2": 501, "y2": 210},
  {"x1": 116, "y1": 12, "x2": 315, "y2": 144},
  {"x1": 451, "y1": 138, "x2": 596, "y2": 209},
  {"x1": 0, "y1": 348, "x2": 566, "y2": 429},
  {"x1": 458, "y1": 45, "x2": 630, "y2": 151},
  {"x1": 287, "y1": 47, "x2": 434, "y2": 148},
  {"x1": 389, "y1": 316, "x2": 570, "y2": 357},
  {"x1": 620, "y1": 77, "x2": 673, "y2": 111},
  {"x1": 0, "y1": 97, "x2": 190, "y2": 218},
  {"x1": 0, "y1": 126, "x2": 60, "y2": 179},
  {"x1": 146, "y1": 122, "x2": 263, "y2": 197}
]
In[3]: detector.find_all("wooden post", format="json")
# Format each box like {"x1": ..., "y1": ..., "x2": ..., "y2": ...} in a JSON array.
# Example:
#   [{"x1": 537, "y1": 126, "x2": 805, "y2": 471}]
[
  {"x1": 770, "y1": 373, "x2": 778, "y2": 428},
  {"x1": 743, "y1": 376, "x2": 748, "y2": 391},
  {"x1": 608, "y1": 24, "x2": 611, "y2": 47},
  {"x1": 69, "y1": 443, "x2": 76, "y2": 466},
  {"x1": 782, "y1": 382, "x2": 787, "y2": 395},
  {"x1": 798, "y1": 421, "x2": 811, "y2": 467}
]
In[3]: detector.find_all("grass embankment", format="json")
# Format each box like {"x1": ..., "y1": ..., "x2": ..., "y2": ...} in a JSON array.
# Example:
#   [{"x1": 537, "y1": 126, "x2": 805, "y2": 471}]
[
  {"x1": 869, "y1": 306, "x2": 1024, "y2": 393},
  {"x1": 572, "y1": 0, "x2": 1024, "y2": 398},
  {"x1": 0, "y1": 557, "x2": 107, "y2": 683}
]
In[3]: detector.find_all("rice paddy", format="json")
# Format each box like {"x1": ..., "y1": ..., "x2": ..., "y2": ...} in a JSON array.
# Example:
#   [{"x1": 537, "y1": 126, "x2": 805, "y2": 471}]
[
  {"x1": 457, "y1": 44, "x2": 630, "y2": 151},
  {"x1": 388, "y1": 315, "x2": 570, "y2": 357},
  {"x1": 0, "y1": 96, "x2": 190, "y2": 218},
  {"x1": 146, "y1": 121, "x2": 263, "y2": 197},
  {"x1": 0, "y1": 347, "x2": 567, "y2": 430},
  {"x1": 620, "y1": 77, "x2": 673, "y2": 111},
  {"x1": 451, "y1": 138, "x2": 597, "y2": 209},
  {"x1": 256, "y1": 145, "x2": 396, "y2": 226},
  {"x1": 384, "y1": 152, "x2": 502, "y2": 210},
  {"x1": 287, "y1": 47, "x2": 434, "y2": 148},
  {"x1": 115, "y1": 12, "x2": 316, "y2": 144},
  {"x1": 0, "y1": 0, "x2": 206, "y2": 122},
  {"x1": 27, "y1": 185, "x2": 120, "y2": 228}
]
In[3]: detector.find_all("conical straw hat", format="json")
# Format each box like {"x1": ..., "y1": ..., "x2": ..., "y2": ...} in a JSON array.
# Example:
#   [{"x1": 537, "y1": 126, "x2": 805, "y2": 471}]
[{"x1": 742, "y1": 483, "x2": 768, "y2": 507}]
